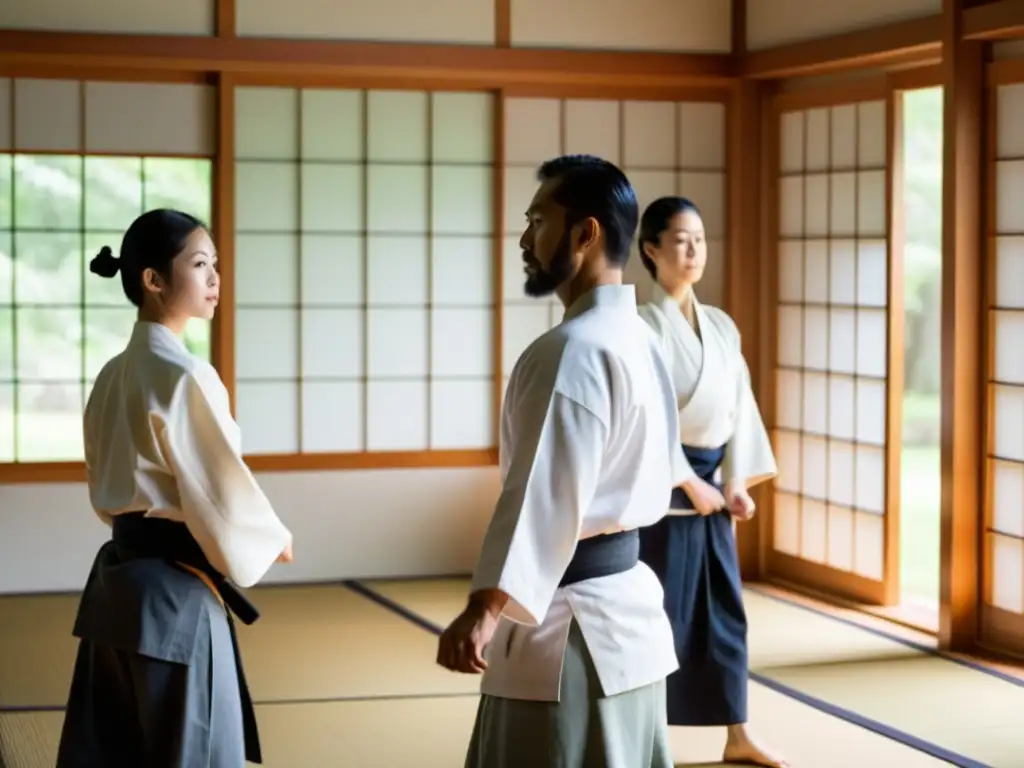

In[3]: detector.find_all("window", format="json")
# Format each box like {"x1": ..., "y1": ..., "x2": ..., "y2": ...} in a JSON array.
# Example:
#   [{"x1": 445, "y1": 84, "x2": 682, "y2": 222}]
[
  {"x1": 0, "y1": 76, "x2": 216, "y2": 467},
  {"x1": 0, "y1": 154, "x2": 212, "y2": 463}
]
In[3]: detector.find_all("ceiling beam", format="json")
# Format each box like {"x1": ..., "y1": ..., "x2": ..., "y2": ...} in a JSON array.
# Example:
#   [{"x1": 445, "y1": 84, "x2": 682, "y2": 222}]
[
  {"x1": 0, "y1": 31, "x2": 735, "y2": 89},
  {"x1": 963, "y1": 0, "x2": 1024, "y2": 41},
  {"x1": 744, "y1": 16, "x2": 942, "y2": 80}
]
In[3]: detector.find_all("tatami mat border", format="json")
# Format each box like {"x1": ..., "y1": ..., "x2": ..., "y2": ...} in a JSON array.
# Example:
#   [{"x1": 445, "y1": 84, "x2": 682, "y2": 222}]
[
  {"x1": 747, "y1": 586, "x2": 1024, "y2": 689},
  {"x1": 351, "y1": 580, "x2": 990, "y2": 768}
]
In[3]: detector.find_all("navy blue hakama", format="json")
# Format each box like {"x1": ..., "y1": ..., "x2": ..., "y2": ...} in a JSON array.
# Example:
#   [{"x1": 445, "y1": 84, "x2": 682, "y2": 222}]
[{"x1": 638, "y1": 444, "x2": 749, "y2": 726}]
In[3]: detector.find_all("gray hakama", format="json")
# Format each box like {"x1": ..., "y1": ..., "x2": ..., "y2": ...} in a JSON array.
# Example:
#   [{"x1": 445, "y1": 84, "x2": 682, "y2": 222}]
[
  {"x1": 56, "y1": 513, "x2": 261, "y2": 767},
  {"x1": 464, "y1": 531, "x2": 674, "y2": 767},
  {"x1": 464, "y1": 621, "x2": 674, "y2": 768}
]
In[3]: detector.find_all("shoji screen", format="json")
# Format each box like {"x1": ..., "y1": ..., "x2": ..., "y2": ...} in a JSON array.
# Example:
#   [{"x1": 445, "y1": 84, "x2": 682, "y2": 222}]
[
  {"x1": 983, "y1": 79, "x2": 1024, "y2": 651},
  {"x1": 500, "y1": 96, "x2": 726, "y2": 395},
  {"x1": 769, "y1": 91, "x2": 898, "y2": 604},
  {"x1": 233, "y1": 87, "x2": 496, "y2": 460}
]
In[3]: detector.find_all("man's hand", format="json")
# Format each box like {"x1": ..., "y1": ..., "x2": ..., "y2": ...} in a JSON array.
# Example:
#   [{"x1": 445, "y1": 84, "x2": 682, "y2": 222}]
[
  {"x1": 726, "y1": 482, "x2": 756, "y2": 521},
  {"x1": 436, "y1": 590, "x2": 505, "y2": 674},
  {"x1": 276, "y1": 542, "x2": 294, "y2": 563},
  {"x1": 681, "y1": 477, "x2": 727, "y2": 516}
]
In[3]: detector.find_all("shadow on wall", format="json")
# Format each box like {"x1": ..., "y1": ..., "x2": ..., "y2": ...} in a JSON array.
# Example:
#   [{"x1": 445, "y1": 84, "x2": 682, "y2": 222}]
[{"x1": 624, "y1": 252, "x2": 657, "y2": 304}]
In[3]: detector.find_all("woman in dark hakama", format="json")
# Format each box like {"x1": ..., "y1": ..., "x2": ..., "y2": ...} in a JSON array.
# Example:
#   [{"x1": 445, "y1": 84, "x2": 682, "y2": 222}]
[
  {"x1": 56, "y1": 209, "x2": 293, "y2": 767},
  {"x1": 636, "y1": 197, "x2": 789, "y2": 768}
]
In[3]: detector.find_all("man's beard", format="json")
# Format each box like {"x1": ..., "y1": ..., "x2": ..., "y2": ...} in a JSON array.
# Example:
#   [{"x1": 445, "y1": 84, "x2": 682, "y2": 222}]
[{"x1": 523, "y1": 231, "x2": 574, "y2": 298}]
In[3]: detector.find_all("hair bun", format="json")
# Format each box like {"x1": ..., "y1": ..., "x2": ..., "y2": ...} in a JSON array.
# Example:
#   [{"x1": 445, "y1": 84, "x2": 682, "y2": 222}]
[{"x1": 89, "y1": 246, "x2": 120, "y2": 278}]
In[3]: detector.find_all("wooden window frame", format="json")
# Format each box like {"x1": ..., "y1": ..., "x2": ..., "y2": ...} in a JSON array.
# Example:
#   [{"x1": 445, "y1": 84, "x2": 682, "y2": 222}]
[
  {"x1": 978, "y1": 58, "x2": 1024, "y2": 657},
  {"x1": 757, "y1": 78, "x2": 903, "y2": 607},
  {"x1": 0, "y1": 70, "x2": 217, "y2": 484}
]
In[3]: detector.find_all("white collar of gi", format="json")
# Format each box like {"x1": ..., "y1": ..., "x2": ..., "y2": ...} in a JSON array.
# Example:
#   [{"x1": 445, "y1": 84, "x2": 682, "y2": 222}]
[
  {"x1": 563, "y1": 283, "x2": 637, "y2": 322},
  {"x1": 130, "y1": 320, "x2": 189, "y2": 351},
  {"x1": 651, "y1": 282, "x2": 702, "y2": 315}
]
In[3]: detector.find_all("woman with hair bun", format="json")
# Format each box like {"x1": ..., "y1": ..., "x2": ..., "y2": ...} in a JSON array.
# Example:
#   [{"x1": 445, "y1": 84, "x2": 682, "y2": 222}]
[
  {"x1": 56, "y1": 209, "x2": 293, "y2": 767},
  {"x1": 636, "y1": 197, "x2": 787, "y2": 768}
]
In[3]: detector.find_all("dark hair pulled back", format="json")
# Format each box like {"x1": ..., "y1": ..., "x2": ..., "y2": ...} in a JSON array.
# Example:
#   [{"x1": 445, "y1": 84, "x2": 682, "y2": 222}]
[
  {"x1": 536, "y1": 154, "x2": 639, "y2": 267},
  {"x1": 89, "y1": 208, "x2": 206, "y2": 308},
  {"x1": 636, "y1": 196, "x2": 701, "y2": 280}
]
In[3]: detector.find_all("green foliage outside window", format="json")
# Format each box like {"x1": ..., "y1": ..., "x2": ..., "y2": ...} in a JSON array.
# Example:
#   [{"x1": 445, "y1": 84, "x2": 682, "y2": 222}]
[{"x1": 0, "y1": 154, "x2": 213, "y2": 462}]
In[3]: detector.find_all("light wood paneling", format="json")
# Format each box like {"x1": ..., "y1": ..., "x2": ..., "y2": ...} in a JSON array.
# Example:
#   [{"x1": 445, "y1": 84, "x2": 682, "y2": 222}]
[
  {"x1": 511, "y1": 0, "x2": 732, "y2": 53},
  {"x1": 0, "y1": 0, "x2": 215, "y2": 36}
]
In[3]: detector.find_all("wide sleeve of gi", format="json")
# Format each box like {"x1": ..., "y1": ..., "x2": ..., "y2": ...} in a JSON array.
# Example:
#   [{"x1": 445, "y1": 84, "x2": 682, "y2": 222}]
[
  {"x1": 158, "y1": 370, "x2": 293, "y2": 588},
  {"x1": 721, "y1": 338, "x2": 777, "y2": 490},
  {"x1": 469, "y1": 390, "x2": 606, "y2": 627}
]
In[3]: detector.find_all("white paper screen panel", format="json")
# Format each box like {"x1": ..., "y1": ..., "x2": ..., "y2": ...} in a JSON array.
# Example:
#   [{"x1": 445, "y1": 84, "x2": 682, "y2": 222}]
[
  {"x1": 501, "y1": 96, "x2": 727, "y2": 396},
  {"x1": 773, "y1": 100, "x2": 890, "y2": 581},
  {"x1": 0, "y1": 79, "x2": 215, "y2": 156},
  {"x1": 0, "y1": 81, "x2": 214, "y2": 463},
  {"x1": 987, "y1": 84, "x2": 1024, "y2": 615},
  {"x1": 233, "y1": 87, "x2": 496, "y2": 456},
  {"x1": 0, "y1": 0, "x2": 214, "y2": 35},
  {"x1": 236, "y1": 0, "x2": 494, "y2": 44}
]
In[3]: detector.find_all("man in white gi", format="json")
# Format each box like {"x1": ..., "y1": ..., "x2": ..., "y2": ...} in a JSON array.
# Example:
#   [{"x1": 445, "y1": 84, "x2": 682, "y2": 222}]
[{"x1": 436, "y1": 155, "x2": 687, "y2": 767}]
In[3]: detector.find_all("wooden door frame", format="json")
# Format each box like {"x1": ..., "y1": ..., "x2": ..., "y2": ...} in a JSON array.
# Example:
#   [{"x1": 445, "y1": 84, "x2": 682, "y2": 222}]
[{"x1": 758, "y1": 77, "x2": 903, "y2": 607}]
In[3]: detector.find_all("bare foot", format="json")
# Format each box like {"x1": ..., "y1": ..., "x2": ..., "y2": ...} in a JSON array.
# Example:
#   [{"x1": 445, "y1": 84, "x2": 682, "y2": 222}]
[{"x1": 723, "y1": 725, "x2": 789, "y2": 767}]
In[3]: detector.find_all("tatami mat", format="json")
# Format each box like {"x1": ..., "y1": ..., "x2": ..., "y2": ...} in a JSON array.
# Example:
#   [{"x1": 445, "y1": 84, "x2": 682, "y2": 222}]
[
  {"x1": 0, "y1": 583, "x2": 478, "y2": 709},
  {"x1": 0, "y1": 710, "x2": 64, "y2": 768},
  {"x1": 1, "y1": 577, "x2": 1019, "y2": 767},
  {"x1": 741, "y1": 590, "x2": 1024, "y2": 765},
  {"x1": 665, "y1": 684, "x2": 948, "y2": 767},
  {"x1": 0, "y1": 696, "x2": 480, "y2": 768},
  {"x1": 364, "y1": 577, "x2": 1024, "y2": 766},
  {"x1": 236, "y1": 584, "x2": 479, "y2": 701},
  {"x1": 362, "y1": 577, "x2": 470, "y2": 631},
  {"x1": 0, "y1": 683, "x2": 948, "y2": 767},
  {"x1": 0, "y1": 593, "x2": 80, "y2": 709},
  {"x1": 362, "y1": 578, "x2": 926, "y2": 670}
]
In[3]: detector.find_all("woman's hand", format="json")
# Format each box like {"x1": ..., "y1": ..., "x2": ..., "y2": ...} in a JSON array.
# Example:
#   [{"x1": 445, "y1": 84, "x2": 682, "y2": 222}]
[
  {"x1": 726, "y1": 482, "x2": 756, "y2": 521},
  {"x1": 681, "y1": 477, "x2": 727, "y2": 516}
]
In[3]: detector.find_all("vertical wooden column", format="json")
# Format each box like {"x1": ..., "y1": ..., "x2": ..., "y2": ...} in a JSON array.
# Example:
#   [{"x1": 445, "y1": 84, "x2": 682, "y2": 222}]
[
  {"x1": 727, "y1": 0, "x2": 766, "y2": 579},
  {"x1": 491, "y1": 91, "x2": 506, "y2": 448},
  {"x1": 883, "y1": 81, "x2": 906, "y2": 606},
  {"x1": 494, "y1": 0, "x2": 510, "y2": 48},
  {"x1": 211, "y1": 0, "x2": 237, "y2": 410},
  {"x1": 491, "y1": 0, "x2": 510, "y2": 447},
  {"x1": 728, "y1": 82, "x2": 766, "y2": 580},
  {"x1": 216, "y1": 0, "x2": 236, "y2": 37},
  {"x1": 939, "y1": 0, "x2": 985, "y2": 650},
  {"x1": 211, "y1": 74, "x2": 236, "y2": 413}
]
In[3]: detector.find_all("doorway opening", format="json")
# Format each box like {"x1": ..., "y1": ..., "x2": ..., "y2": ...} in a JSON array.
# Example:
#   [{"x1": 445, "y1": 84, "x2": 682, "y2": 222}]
[{"x1": 897, "y1": 86, "x2": 943, "y2": 629}]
